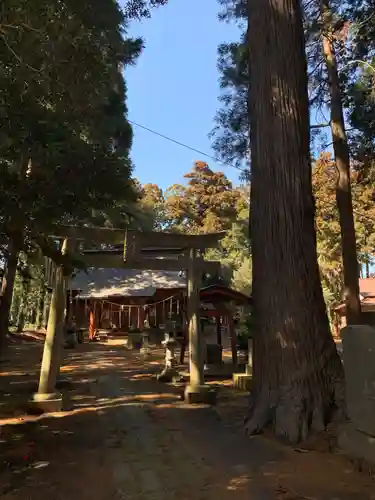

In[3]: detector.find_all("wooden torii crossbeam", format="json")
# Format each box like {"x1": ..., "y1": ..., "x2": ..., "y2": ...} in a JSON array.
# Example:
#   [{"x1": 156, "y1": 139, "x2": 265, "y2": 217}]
[{"x1": 36, "y1": 227, "x2": 225, "y2": 410}]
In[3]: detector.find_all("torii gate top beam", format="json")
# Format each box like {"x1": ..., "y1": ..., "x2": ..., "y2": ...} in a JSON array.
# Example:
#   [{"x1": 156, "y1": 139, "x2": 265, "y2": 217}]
[{"x1": 49, "y1": 226, "x2": 225, "y2": 249}]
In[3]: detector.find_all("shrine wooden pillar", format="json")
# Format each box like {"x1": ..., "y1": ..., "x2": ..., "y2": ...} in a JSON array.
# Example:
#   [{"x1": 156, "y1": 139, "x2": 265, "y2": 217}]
[
  {"x1": 66, "y1": 289, "x2": 73, "y2": 324},
  {"x1": 137, "y1": 303, "x2": 146, "y2": 330},
  {"x1": 216, "y1": 314, "x2": 222, "y2": 346},
  {"x1": 228, "y1": 316, "x2": 238, "y2": 369},
  {"x1": 89, "y1": 302, "x2": 96, "y2": 340}
]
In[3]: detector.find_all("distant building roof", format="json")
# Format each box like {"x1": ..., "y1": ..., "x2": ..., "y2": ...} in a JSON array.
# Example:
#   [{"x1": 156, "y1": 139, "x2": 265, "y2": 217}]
[
  {"x1": 69, "y1": 268, "x2": 186, "y2": 299},
  {"x1": 335, "y1": 278, "x2": 375, "y2": 313},
  {"x1": 359, "y1": 278, "x2": 375, "y2": 295},
  {"x1": 200, "y1": 284, "x2": 251, "y2": 304}
]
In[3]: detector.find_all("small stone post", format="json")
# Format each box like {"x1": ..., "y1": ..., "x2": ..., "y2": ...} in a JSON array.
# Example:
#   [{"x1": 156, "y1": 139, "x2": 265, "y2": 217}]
[
  {"x1": 233, "y1": 336, "x2": 253, "y2": 391},
  {"x1": 32, "y1": 239, "x2": 70, "y2": 411}
]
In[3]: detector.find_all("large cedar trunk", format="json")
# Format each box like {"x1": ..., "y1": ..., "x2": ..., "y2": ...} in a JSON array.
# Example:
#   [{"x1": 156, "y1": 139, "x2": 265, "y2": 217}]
[
  {"x1": 247, "y1": 0, "x2": 344, "y2": 442},
  {"x1": 0, "y1": 239, "x2": 20, "y2": 354},
  {"x1": 321, "y1": 0, "x2": 361, "y2": 325}
]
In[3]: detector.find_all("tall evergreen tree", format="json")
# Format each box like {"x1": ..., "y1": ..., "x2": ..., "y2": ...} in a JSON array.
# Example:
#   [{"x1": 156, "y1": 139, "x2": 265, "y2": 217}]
[
  {"x1": 0, "y1": 0, "x2": 141, "y2": 346},
  {"x1": 214, "y1": 0, "x2": 375, "y2": 320},
  {"x1": 246, "y1": 0, "x2": 344, "y2": 442},
  {"x1": 319, "y1": 0, "x2": 361, "y2": 324},
  {"x1": 164, "y1": 161, "x2": 243, "y2": 233},
  {"x1": 211, "y1": 0, "x2": 249, "y2": 174}
]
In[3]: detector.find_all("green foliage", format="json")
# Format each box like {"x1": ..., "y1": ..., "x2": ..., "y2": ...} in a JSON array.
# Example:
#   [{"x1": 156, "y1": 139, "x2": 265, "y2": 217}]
[
  {"x1": 122, "y1": 0, "x2": 168, "y2": 19},
  {"x1": 138, "y1": 183, "x2": 166, "y2": 231},
  {"x1": 164, "y1": 161, "x2": 243, "y2": 233},
  {"x1": 134, "y1": 161, "x2": 252, "y2": 291},
  {"x1": 344, "y1": 1, "x2": 375, "y2": 163},
  {"x1": 210, "y1": 2, "x2": 249, "y2": 176},
  {"x1": 214, "y1": 0, "x2": 375, "y2": 316},
  {"x1": 10, "y1": 253, "x2": 45, "y2": 329},
  {"x1": 232, "y1": 257, "x2": 252, "y2": 295},
  {"x1": 0, "y1": 0, "x2": 147, "y2": 339},
  {"x1": 313, "y1": 152, "x2": 375, "y2": 308},
  {"x1": 0, "y1": 0, "x2": 141, "y2": 251}
]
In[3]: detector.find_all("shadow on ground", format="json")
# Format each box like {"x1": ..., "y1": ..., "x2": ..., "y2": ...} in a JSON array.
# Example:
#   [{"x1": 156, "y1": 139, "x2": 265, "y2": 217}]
[{"x1": 0, "y1": 341, "x2": 373, "y2": 500}]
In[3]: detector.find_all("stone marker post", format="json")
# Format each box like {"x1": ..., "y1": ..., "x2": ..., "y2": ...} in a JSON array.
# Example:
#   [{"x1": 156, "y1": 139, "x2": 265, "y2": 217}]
[
  {"x1": 339, "y1": 325, "x2": 375, "y2": 466},
  {"x1": 232, "y1": 336, "x2": 253, "y2": 391}
]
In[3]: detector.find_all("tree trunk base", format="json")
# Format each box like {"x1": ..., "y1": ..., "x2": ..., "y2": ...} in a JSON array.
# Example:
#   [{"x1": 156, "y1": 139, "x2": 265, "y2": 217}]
[{"x1": 245, "y1": 362, "x2": 346, "y2": 443}]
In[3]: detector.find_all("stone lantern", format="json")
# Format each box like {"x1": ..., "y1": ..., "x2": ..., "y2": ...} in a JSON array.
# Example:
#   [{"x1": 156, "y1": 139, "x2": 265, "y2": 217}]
[{"x1": 157, "y1": 319, "x2": 179, "y2": 382}]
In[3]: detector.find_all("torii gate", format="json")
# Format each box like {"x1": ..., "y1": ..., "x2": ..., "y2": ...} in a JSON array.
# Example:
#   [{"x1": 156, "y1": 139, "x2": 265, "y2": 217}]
[{"x1": 33, "y1": 226, "x2": 225, "y2": 410}]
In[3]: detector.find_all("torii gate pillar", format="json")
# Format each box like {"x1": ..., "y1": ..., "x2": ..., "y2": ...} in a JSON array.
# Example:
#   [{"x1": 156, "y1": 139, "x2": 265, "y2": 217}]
[
  {"x1": 31, "y1": 239, "x2": 71, "y2": 412},
  {"x1": 184, "y1": 248, "x2": 217, "y2": 405}
]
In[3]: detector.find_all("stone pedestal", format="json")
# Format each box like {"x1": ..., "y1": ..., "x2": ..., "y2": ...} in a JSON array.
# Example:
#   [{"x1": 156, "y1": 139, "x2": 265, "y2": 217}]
[
  {"x1": 233, "y1": 338, "x2": 252, "y2": 390},
  {"x1": 339, "y1": 325, "x2": 375, "y2": 465},
  {"x1": 125, "y1": 336, "x2": 134, "y2": 349},
  {"x1": 29, "y1": 391, "x2": 64, "y2": 413},
  {"x1": 233, "y1": 372, "x2": 252, "y2": 391},
  {"x1": 184, "y1": 384, "x2": 217, "y2": 405},
  {"x1": 339, "y1": 422, "x2": 375, "y2": 467}
]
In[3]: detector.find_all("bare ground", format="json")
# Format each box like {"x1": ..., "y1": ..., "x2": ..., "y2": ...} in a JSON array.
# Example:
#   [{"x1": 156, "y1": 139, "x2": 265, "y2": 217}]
[{"x1": 0, "y1": 337, "x2": 374, "y2": 500}]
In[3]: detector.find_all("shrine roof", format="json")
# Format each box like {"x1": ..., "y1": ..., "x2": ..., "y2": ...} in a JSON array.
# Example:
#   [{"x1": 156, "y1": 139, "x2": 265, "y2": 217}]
[
  {"x1": 200, "y1": 284, "x2": 251, "y2": 305},
  {"x1": 69, "y1": 268, "x2": 185, "y2": 299}
]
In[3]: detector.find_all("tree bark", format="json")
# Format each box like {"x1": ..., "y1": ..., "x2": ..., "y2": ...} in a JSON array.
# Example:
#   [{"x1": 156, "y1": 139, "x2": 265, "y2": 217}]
[
  {"x1": 36, "y1": 282, "x2": 46, "y2": 330},
  {"x1": 16, "y1": 277, "x2": 30, "y2": 333},
  {"x1": 320, "y1": 0, "x2": 361, "y2": 325},
  {"x1": 247, "y1": 0, "x2": 344, "y2": 442},
  {"x1": 0, "y1": 239, "x2": 20, "y2": 354}
]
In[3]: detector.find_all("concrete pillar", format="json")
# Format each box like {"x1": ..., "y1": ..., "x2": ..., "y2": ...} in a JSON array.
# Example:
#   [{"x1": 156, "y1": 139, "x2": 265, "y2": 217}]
[
  {"x1": 339, "y1": 325, "x2": 375, "y2": 466},
  {"x1": 32, "y1": 239, "x2": 70, "y2": 411}
]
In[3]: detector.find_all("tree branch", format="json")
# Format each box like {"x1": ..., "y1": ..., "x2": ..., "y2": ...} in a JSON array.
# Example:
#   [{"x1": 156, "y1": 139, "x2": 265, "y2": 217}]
[{"x1": 311, "y1": 123, "x2": 330, "y2": 129}]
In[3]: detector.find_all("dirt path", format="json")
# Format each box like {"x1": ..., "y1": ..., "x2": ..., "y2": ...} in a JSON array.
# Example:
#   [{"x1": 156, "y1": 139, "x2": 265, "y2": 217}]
[{"x1": 0, "y1": 342, "x2": 374, "y2": 499}]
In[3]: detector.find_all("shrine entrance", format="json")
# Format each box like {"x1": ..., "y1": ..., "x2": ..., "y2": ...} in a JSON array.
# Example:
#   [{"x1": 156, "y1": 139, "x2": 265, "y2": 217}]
[{"x1": 34, "y1": 226, "x2": 225, "y2": 410}]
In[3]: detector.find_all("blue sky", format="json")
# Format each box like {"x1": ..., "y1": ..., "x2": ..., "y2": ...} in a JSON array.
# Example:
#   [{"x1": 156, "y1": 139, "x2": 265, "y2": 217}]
[{"x1": 125, "y1": 0, "x2": 241, "y2": 190}]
